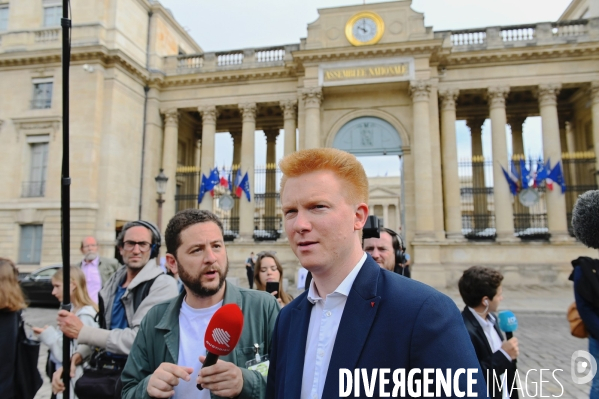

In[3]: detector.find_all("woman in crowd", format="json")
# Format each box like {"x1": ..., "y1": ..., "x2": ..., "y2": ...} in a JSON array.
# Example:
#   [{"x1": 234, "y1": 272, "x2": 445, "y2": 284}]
[
  {"x1": 33, "y1": 267, "x2": 98, "y2": 399},
  {"x1": 254, "y1": 251, "x2": 292, "y2": 307},
  {"x1": 0, "y1": 258, "x2": 27, "y2": 399}
]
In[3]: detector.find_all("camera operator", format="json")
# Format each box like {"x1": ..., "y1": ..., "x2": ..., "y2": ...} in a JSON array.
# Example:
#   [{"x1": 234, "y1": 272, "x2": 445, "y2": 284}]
[{"x1": 363, "y1": 216, "x2": 410, "y2": 278}]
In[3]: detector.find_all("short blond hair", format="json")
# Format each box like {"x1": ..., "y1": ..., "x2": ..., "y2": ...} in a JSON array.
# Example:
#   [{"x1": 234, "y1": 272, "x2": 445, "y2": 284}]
[{"x1": 279, "y1": 148, "x2": 369, "y2": 204}]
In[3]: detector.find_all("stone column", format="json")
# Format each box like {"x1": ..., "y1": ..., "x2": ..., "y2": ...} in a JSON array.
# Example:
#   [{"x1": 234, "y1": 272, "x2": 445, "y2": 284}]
[
  {"x1": 161, "y1": 109, "x2": 179, "y2": 227},
  {"x1": 383, "y1": 205, "x2": 389, "y2": 229},
  {"x1": 429, "y1": 84, "x2": 445, "y2": 240},
  {"x1": 591, "y1": 83, "x2": 599, "y2": 186},
  {"x1": 466, "y1": 118, "x2": 488, "y2": 230},
  {"x1": 280, "y1": 100, "x2": 297, "y2": 157},
  {"x1": 239, "y1": 103, "x2": 257, "y2": 239},
  {"x1": 488, "y1": 86, "x2": 515, "y2": 241},
  {"x1": 410, "y1": 80, "x2": 435, "y2": 239},
  {"x1": 508, "y1": 116, "x2": 526, "y2": 157},
  {"x1": 194, "y1": 137, "x2": 201, "y2": 210},
  {"x1": 264, "y1": 129, "x2": 279, "y2": 232},
  {"x1": 439, "y1": 89, "x2": 463, "y2": 239},
  {"x1": 198, "y1": 106, "x2": 219, "y2": 211},
  {"x1": 302, "y1": 88, "x2": 322, "y2": 149},
  {"x1": 538, "y1": 84, "x2": 569, "y2": 240},
  {"x1": 230, "y1": 130, "x2": 242, "y2": 231}
]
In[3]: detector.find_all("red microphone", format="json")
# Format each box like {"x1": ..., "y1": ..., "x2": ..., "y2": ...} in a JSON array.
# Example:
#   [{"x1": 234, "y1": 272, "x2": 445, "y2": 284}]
[{"x1": 197, "y1": 303, "x2": 244, "y2": 390}]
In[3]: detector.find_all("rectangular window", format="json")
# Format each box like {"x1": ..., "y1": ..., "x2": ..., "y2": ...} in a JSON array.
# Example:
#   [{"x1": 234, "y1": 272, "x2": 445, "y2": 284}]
[
  {"x1": 19, "y1": 225, "x2": 43, "y2": 264},
  {"x1": 32, "y1": 79, "x2": 53, "y2": 109},
  {"x1": 0, "y1": 5, "x2": 8, "y2": 32},
  {"x1": 43, "y1": 4, "x2": 62, "y2": 27},
  {"x1": 23, "y1": 140, "x2": 49, "y2": 197}
]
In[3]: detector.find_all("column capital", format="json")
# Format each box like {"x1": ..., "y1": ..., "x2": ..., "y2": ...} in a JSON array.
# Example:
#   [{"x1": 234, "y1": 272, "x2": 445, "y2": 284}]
[
  {"x1": 538, "y1": 83, "x2": 561, "y2": 107},
  {"x1": 410, "y1": 80, "x2": 431, "y2": 102},
  {"x1": 439, "y1": 88, "x2": 459, "y2": 111},
  {"x1": 264, "y1": 129, "x2": 279, "y2": 143},
  {"x1": 507, "y1": 115, "x2": 527, "y2": 130},
  {"x1": 590, "y1": 82, "x2": 599, "y2": 104},
  {"x1": 280, "y1": 100, "x2": 298, "y2": 120},
  {"x1": 301, "y1": 88, "x2": 322, "y2": 108},
  {"x1": 466, "y1": 118, "x2": 485, "y2": 133},
  {"x1": 198, "y1": 105, "x2": 219, "y2": 124},
  {"x1": 162, "y1": 109, "x2": 179, "y2": 127},
  {"x1": 239, "y1": 103, "x2": 257, "y2": 123},
  {"x1": 487, "y1": 86, "x2": 510, "y2": 109}
]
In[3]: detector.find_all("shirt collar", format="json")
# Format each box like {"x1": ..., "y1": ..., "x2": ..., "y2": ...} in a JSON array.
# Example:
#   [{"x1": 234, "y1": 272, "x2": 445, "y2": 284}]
[
  {"x1": 468, "y1": 306, "x2": 496, "y2": 328},
  {"x1": 307, "y1": 252, "x2": 368, "y2": 304}
]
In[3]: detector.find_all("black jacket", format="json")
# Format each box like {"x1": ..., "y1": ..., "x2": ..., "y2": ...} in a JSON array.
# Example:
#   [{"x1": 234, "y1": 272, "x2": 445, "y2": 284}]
[
  {"x1": 462, "y1": 307, "x2": 519, "y2": 399},
  {"x1": 0, "y1": 310, "x2": 19, "y2": 399}
]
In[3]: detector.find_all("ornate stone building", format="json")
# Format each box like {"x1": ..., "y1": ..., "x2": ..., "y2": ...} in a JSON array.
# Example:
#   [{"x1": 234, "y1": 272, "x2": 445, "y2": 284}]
[{"x1": 1, "y1": 0, "x2": 598, "y2": 287}]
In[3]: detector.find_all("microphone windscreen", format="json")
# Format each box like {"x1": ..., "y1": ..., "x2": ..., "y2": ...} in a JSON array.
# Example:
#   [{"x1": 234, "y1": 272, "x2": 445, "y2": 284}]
[
  {"x1": 572, "y1": 190, "x2": 599, "y2": 249},
  {"x1": 498, "y1": 310, "x2": 518, "y2": 333},
  {"x1": 204, "y1": 304, "x2": 244, "y2": 356}
]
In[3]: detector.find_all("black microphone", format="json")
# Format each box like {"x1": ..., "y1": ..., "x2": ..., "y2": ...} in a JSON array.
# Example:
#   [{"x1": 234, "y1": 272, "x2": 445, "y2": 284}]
[{"x1": 572, "y1": 190, "x2": 599, "y2": 249}]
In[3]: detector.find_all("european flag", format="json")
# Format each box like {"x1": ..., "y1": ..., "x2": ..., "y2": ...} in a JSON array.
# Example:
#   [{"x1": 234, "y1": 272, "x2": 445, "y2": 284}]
[
  {"x1": 548, "y1": 161, "x2": 566, "y2": 193},
  {"x1": 198, "y1": 174, "x2": 210, "y2": 203},
  {"x1": 209, "y1": 167, "x2": 220, "y2": 189},
  {"x1": 519, "y1": 159, "x2": 530, "y2": 189},
  {"x1": 238, "y1": 172, "x2": 251, "y2": 201}
]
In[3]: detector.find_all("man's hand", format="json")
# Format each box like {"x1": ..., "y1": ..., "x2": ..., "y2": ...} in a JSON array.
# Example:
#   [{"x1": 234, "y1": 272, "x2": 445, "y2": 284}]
[
  {"x1": 57, "y1": 310, "x2": 84, "y2": 339},
  {"x1": 51, "y1": 368, "x2": 65, "y2": 395},
  {"x1": 70, "y1": 352, "x2": 83, "y2": 378},
  {"x1": 147, "y1": 362, "x2": 193, "y2": 398},
  {"x1": 32, "y1": 325, "x2": 48, "y2": 335},
  {"x1": 501, "y1": 337, "x2": 519, "y2": 360},
  {"x1": 198, "y1": 355, "x2": 243, "y2": 397}
]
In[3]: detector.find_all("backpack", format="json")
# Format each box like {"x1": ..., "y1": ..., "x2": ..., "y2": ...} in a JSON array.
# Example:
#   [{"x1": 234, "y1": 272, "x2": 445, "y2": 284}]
[
  {"x1": 567, "y1": 302, "x2": 589, "y2": 338},
  {"x1": 97, "y1": 275, "x2": 159, "y2": 329}
]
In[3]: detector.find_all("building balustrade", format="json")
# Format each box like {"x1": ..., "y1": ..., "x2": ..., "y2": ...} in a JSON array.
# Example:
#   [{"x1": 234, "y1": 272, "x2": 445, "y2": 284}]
[
  {"x1": 0, "y1": 24, "x2": 105, "y2": 52},
  {"x1": 436, "y1": 18, "x2": 596, "y2": 51},
  {"x1": 168, "y1": 44, "x2": 299, "y2": 75}
]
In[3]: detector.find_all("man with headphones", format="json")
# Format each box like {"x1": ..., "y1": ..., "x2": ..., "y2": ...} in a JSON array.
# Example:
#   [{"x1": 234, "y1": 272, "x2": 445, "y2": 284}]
[
  {"x1": 363, "y1": 227, "x2": 410, "y2": 278},
  {"x1": 458, "y1": 266, "x2": 519, "y2": 399},
  {"x1": 53, "y1": 220, "x2": 179, "y2": 397}
]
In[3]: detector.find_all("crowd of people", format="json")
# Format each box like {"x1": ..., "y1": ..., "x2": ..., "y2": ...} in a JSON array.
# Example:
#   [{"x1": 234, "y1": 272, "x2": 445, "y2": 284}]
[{"x1": 1, "y1": 147, "x2": 597, "y2": 399}]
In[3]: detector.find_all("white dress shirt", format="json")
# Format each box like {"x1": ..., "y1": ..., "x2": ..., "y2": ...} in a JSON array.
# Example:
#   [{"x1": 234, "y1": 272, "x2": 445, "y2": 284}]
[
  {"x1": 468, "y1": 307, "x2": 511, "y2": 399},
  {"x1": 300, "y1": 253, "x2": 367, "y2": 399}
]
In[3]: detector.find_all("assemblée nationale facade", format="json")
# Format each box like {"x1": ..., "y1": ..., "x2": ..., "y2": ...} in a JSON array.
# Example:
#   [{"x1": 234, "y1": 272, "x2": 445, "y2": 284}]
[{"x1": 1, "y1": 0, "x2": 598, "y2": 287}]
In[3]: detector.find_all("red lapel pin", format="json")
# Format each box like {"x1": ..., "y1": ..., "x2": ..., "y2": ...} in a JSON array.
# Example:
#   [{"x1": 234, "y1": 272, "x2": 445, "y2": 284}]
[{"x1": 371, "y1": 302, "x2": 375, "y2": 307}]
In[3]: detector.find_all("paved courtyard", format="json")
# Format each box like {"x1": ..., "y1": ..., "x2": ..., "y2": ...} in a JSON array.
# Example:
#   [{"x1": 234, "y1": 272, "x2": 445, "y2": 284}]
[{"x1": 24, "y1": 285, "x2": 592, "y2": 399}]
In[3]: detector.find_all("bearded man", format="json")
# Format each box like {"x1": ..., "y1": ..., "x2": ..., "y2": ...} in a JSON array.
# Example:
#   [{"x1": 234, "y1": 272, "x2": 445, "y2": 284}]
[{"x1": 121, "y1": 209, "x2": 280, "y2": 399}]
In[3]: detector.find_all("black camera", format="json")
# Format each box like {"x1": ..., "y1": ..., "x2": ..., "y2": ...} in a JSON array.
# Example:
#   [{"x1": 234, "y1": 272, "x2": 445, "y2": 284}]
[{"x1": 362, "y1": 215, "x2": 382, "y2": 239}]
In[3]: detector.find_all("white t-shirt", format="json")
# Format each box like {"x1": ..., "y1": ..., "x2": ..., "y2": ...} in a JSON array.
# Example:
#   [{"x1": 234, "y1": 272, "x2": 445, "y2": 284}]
[{"x1": 174, "y1": 298, "x2": 222, "y2": 399}]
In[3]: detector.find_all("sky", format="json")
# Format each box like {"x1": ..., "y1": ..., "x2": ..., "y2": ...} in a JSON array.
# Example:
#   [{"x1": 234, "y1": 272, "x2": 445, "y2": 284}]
[{"x1": 159, "y1": 0, "x2": 571, "y2": 177}]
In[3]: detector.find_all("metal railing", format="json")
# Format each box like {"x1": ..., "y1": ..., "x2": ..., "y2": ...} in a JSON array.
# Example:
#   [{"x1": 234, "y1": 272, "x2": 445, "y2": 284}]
[
  {"x1": 511, "y1": 156, "x2": 549, "y2": 240},
  {"x1": 22, "y1": 181, "x2": 45, "y2": 197},
  {"x1": 459, "y1": 156, "x2": 496, "y2": 239},
  {"x1": 563, "y1": 152, "x2": 598, "y2": 236}
]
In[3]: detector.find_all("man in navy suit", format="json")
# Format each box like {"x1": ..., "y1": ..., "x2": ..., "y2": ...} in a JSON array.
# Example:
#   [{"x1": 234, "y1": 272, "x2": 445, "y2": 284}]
[{"x1": 266, "y1": 148, "x2": 488, "y2": 399}]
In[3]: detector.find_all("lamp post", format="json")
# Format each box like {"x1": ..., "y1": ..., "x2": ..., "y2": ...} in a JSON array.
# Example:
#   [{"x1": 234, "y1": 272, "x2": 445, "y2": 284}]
[{"x1": 155, "y1": 169, "x2": 168, "y2": 231}]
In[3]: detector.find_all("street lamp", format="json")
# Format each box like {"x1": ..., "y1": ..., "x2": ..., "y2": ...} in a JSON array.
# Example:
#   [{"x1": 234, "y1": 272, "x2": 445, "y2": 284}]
[{"x1": 155, "y1": 169, "x2": 168, "y2": 231}]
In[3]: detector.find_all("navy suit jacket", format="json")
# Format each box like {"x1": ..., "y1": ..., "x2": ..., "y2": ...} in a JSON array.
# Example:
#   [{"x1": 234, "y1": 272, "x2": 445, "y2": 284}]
[{"x1": 266, "y1": 256, "x2": 489, "y2": 399}]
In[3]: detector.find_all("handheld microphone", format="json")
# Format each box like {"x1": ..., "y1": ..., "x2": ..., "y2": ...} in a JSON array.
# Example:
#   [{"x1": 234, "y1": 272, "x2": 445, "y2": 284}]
[
  {"x1": 572, "y1": 190, "x2": 599, "y2": 249},
  {"x1": 197, "y1": 303, "x2": 244, "y2": 390},
  {"x1": 498, "y1": 310, "x2": 518, "y2": 340}
]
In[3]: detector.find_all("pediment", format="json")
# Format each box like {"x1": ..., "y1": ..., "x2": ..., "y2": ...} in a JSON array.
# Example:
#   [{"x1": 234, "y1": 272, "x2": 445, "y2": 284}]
[
  {"x1": 369, "y1": 186, "x2": 400, "y2": 197},
  {"x1": 305, "y1": 0, "x2": 432, "y2": 50}
]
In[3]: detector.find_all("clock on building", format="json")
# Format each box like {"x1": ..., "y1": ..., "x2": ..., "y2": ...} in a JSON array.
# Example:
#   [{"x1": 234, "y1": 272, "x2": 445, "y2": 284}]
[{"x1": 345, "y1": 11, "x2": 385, "y2": 46}]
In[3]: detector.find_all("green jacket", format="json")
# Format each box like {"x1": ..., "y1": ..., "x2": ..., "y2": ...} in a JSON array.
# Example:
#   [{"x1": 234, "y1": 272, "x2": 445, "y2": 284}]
[{"x1": 121, "y1": 282, "x2": 280, "y2": 399}]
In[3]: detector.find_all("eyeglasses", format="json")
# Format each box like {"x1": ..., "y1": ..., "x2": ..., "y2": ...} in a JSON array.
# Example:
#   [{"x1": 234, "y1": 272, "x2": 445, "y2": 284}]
[
  {"x1": 123, "y1": 241, "x2": 152, "y2": 252},
  {"x1": 82, "y1": 244, "x2": 97, "y2": 249}
]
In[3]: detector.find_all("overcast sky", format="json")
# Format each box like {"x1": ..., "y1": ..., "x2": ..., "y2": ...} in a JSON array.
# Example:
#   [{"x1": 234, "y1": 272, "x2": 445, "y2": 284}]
[{"x1": 159, "y1": 0, "x2": 571, "y2": 177}]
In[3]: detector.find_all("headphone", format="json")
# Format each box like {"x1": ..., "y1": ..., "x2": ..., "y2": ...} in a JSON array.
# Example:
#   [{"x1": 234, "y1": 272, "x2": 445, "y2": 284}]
[
  {"x1": 382, "y1": 228, "x2": 406, "y2": 273},
  {"x1": 118, "y1": 220, "x2": 161, "y2": 259}
]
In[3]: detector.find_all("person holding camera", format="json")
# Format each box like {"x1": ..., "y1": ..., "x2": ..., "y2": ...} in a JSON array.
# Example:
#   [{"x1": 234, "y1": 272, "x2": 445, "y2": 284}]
[
  {"x1": 254, "y1": 251, "x2": 293, "y2": 307},
  {"x1": 363, "y1": 226, "x2": 410, "y2": 278}
]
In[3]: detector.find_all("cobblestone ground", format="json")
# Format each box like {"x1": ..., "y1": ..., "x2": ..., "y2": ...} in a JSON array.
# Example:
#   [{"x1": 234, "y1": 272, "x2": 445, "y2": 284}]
[{"x1": 24, "y1": 307, "x2": 592, "y2": 399}]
